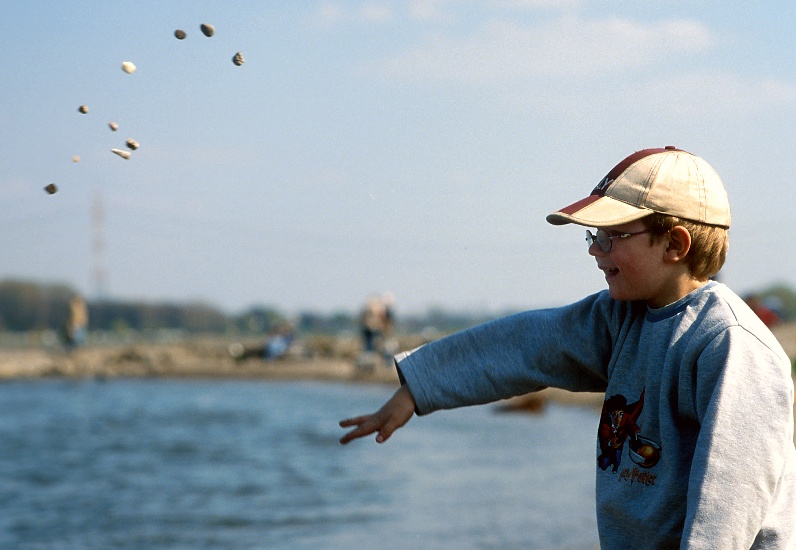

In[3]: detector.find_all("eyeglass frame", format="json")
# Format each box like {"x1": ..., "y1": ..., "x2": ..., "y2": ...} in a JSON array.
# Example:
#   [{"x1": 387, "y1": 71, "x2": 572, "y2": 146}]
[{"x1": 585, "y1": 229, "x2": 651, "y2": 253}]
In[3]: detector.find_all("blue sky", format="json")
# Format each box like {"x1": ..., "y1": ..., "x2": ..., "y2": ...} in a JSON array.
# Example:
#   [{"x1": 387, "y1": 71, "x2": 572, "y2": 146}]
[{"x1": 1, "y1": 1, "x2": 794, "y2": 315}]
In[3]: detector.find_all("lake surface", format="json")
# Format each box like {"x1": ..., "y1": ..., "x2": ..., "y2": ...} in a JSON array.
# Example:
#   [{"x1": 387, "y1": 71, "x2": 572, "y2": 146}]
[{"x1": 0, "y1": 379, "x2": 600, "y2": 549}]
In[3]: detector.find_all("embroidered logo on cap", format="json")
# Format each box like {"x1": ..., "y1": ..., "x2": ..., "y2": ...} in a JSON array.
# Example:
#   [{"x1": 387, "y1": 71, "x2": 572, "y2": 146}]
[
  {"x1": 590, "y1": 148, "x2": 671, "y2": 197},
  {"x1": 593, "y1": 177, "x2": 614, "y2": 195}
]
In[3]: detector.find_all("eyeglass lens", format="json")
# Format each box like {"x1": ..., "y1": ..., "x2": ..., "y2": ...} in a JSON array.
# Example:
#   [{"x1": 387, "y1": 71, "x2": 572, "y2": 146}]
[{"x1": 585, "y1": 230, "x2": 611, "y2": 252}]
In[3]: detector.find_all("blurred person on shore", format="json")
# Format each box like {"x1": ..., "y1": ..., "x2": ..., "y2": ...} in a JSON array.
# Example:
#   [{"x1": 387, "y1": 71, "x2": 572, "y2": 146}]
[
  {"x1": 360, "y1": 295, "x2": 385, "y2": 353},
  {"x1": 229, "y1": 322, "x2": 294, "y2": 361},
  {"x1": 64, "y1": 294, "x2": 88, "y2": 349},
  {"x1": 380, "y1": 291, "x2": 398, "y2": 361},
  {"x1": 357, "y1": 292, "x2": 398, "y2": 370},
  {"x1": 339, "y1": 147, "x2": 796, "y2": 548}
]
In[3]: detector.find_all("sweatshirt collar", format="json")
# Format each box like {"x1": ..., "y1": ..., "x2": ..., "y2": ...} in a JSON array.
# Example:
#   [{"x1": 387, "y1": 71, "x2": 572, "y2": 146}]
[{"x1": 645, "y1": 280, "x2": 718, "y2": 322}]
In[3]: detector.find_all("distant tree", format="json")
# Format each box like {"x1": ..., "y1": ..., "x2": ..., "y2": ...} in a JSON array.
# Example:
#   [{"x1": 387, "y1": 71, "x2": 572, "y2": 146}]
[
  {"x1": 89, "y1": 300, "x2": 230, "y2": 332},
  {"x1": 88, "y1": 301, "x2": 142, "y2": 331},
  {"x1": 22, "y1": 279, "x2": 796, "y2": 341},
  {"x1": 296, "y1": 310, "x2": 356, "y2": 334},
  {"x1": 0, "y1": 279, "x2": 75, "y2": 331},
  {"x1": 179, "y1": 303, "x2": 230, "y2": 332},
  {"x1": 234, "y1": 306, "x2": 286, "y2": 334},
  {"x1": 400, "y1": 306, "x2": 506, "y2": 336}
]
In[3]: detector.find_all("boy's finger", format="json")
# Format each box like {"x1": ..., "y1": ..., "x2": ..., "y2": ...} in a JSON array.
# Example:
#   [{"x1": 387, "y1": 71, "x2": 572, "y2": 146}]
[
  {"x1": 340, "y1": 411, "x2": 392, "y2": 444},
  {"x1": 375, "y1": 416, "x2": 403, "y2": 443},
  {"x1": 339, "y1": 415, "x2": 369, "y2": 427},
  {"x1": 339, "y1": 424, "x2": 375, "y2": 445}
]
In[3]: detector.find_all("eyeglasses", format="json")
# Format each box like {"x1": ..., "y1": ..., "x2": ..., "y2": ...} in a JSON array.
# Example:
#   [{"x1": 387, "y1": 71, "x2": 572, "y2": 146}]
[{"x1": 585, "y1": 229, "x2": 651, "y2": 253}]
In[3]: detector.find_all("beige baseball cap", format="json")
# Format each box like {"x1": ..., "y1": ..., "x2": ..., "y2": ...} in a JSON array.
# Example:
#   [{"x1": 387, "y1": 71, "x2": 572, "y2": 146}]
[{"x1": 546, "y1": 146, "x2": 731, "y2": 228}]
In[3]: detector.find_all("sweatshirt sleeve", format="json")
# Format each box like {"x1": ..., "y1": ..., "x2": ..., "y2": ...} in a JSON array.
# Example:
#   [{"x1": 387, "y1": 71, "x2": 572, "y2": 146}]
[
  {"x1": 681, "y1": 325, "x2": 795, "y2": 548},
  {"x1": 396, "y1": 291, "x2": 619, "y2": 415}
]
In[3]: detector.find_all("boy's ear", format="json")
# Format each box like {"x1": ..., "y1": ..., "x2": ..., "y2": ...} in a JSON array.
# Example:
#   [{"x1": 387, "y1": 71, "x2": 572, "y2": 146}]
[{"x1": 664, "y1": 226, "x2": 692, "y2": 262}]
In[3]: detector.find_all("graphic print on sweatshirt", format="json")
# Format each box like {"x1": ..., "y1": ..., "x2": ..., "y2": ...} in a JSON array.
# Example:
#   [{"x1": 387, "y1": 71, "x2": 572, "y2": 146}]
[{"x1": 597, "y1": 388, "x2": 662, "y2": 485}]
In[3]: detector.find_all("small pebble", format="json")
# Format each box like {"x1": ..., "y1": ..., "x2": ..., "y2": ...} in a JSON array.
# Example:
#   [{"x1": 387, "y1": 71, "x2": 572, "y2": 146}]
[
  {"x1": 200, "y1": 23, "x2": 215, "y2": 37},
  {"x1": 121, "y1": 61, "x2": 136, "y2": 74},
  {"x1": 44, "y1": 183, "x2": 58, "y2": 194},
  {"x1": 78, "y1": 105, "x2": 89, "y2": 114},
  {"x1": 174, "y1": 29, "x2": 186, "y2": 40},
  {"x1": 108, "y1": 122, "x2": 119, "y2": 131},
  {"x1": 73, "y1": 156, "x2": 80, "y2": 163},
  {"x1": 232, "y1": 52, "x2": 245, "y2": 66},
  {"x1": 111, "y1": 148, "x2": 131, "y2": 160},
  {"x1": 125, "y1": 139, "x2": 140, "y2": 151}
]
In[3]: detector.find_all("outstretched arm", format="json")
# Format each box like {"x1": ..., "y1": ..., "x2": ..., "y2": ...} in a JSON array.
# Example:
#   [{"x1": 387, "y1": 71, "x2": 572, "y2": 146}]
[{"x1": 339, "y1": 385, "x2": 416, "y2": 444}]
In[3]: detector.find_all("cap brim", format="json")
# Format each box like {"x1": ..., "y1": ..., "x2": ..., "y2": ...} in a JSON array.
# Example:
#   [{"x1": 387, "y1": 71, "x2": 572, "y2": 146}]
[{"x1": 546, "y1": 195, "x2": 653, "y2": 227}]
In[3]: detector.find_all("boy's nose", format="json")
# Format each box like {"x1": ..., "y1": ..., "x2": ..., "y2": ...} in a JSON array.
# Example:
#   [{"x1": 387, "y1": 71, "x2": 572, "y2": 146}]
[{"x1": 588, "y1": 241, "x2": 605, "y2": 257}]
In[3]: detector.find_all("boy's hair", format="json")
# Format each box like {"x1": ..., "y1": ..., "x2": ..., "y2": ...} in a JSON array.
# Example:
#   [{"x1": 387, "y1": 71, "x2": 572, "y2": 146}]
[{"x1": 641, "y1": 213, "x2": 728, "y2": 279}]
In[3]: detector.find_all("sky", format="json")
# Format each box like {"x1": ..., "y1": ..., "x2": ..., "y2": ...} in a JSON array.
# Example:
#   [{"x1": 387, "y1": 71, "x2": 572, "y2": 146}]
[{"x1": 1, "y1": 1, "x2": 794, "y2": 316}]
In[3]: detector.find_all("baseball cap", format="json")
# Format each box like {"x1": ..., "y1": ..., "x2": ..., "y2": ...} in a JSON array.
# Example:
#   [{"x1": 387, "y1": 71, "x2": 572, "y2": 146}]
[{"x1": 546, "y1": 146, "x2": 731, "y2": 228}]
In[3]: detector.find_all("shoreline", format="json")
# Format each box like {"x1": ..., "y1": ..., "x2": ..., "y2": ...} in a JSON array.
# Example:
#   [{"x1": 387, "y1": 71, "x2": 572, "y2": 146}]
[
  {"x1": 0, "y1": 341, "x2": 396, "y2": 383},
  {"x1": 0, "y1": 338, "x2": 606, "y2": 409},
  {"x1": 2, "y1": 321, "x2": 795, "y2": 412}
]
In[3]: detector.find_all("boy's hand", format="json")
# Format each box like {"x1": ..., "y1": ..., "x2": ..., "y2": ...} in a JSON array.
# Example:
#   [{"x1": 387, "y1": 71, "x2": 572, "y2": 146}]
[{"x1": 339, "y1": 385, "x2": 416, "y2": 445}]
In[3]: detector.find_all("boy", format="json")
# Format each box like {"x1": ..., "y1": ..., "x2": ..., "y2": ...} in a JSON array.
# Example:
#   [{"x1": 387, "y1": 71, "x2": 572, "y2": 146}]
[{"x1": 339, "y1": 147, "x2": 796, "y2": 548}]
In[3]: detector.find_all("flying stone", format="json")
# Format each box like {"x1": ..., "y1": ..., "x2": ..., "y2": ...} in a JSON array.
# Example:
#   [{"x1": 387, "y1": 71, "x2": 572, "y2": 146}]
[
  {"x1": 232, "y1": 52, "x2": 245, "y2": 66},
  {"x1": 200, "y1": 23, "x2": 215, "y2": 37},
  {"x1": 174, "y1": 29, "x2": 186, "y2": 40},
  {"x1": 44, "y1": 183, "x2": 58, "y2": 194},
  {"x1": 78, "y1": 105, "x2": 89, "y2": 114},
  {"x1": 125, "y1": 139, "x2": 140, "y2": 151},
  {"x1": 73, "y1": 156, "x2": 80, "y2": 163},
  {"x1": 121, "y1": 61, "x2": 136, "y2": 74},
  {"x1": 108, "y1": 122, "x2": 119, "y2": 131},
  {"x1": 111, "y1": 148, "x2": 131, "y2": 159}
]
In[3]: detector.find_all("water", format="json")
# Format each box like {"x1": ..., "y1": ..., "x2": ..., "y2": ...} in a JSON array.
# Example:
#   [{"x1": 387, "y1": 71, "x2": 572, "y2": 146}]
[{"x1": 0, "y1": 379, "x2": 600, "y2": 549}]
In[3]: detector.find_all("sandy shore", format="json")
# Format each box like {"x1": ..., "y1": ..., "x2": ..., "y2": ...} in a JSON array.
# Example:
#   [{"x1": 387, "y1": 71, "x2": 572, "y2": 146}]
[
  {"x1": 0, "y1": 336, "x2": 606, "y2": 409},
  {"x1": 2, "y1": 322, "x2": 795, "y2": 412},
  {"x1": 0, "y1": 339, "x2": 396, "y2": 383}
]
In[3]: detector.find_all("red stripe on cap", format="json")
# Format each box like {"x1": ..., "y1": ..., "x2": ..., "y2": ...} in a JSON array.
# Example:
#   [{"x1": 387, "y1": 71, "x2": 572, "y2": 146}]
[
  {"x1": 591, "y1": 147, "x2": 679, "y2": 196},
  {"x1": 558, "y1": 194, "x2": 601, "y2": 215}
]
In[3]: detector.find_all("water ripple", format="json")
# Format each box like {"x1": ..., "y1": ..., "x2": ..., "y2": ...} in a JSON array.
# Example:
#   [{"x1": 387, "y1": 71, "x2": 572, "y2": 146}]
[{"x1": 0, "y1": 379, "x2": 599, "y2": 549}]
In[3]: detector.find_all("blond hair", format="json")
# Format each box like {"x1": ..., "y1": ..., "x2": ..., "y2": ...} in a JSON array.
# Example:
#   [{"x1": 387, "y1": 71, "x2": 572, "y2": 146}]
[{"x1": 642, "y1": 213, "x2": 728, "y2": 280}]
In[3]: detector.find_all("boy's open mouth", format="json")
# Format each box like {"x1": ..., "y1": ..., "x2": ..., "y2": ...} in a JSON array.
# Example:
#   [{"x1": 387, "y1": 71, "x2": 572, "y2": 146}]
[{"x1": 602, "y1": 267, "x2": 619, "y2": 279}]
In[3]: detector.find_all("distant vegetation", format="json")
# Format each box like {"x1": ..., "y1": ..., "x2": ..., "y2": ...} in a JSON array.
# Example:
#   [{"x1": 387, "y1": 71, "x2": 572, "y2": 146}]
[
  {"x1": 0, "y1": 279, "x2": 511, "y2": 338},
  {"x1": 1, "y1": 278, "x2": 795, "y2": 340}
]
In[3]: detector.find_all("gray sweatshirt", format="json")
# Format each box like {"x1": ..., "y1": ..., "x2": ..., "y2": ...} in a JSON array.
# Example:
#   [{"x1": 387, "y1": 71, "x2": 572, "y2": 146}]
[{"x1": 396, "y1": 282, "x2": 796, "y2": 548}]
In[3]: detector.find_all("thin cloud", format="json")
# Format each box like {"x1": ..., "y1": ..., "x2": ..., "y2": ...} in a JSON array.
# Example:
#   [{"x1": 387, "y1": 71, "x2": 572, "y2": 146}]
[
  {"x1": 759, "y1": 78, "x2": 796, "y2": 105},
  {"x1": 315, "y1": 0, "x2": 578, "y2": 28},
  {"x1": 494, "y1": 0, "x2": 582, "y2": 10},
  {"x1": 628, "y1": 72, "x2": 796, "y2": 117},
  {"x1": 310, "y1": 2, "x2": 394, "y2": 27},
  {"x1": 408, "y1": 0, "x2": 457, "y2": 22},
  {"x1": 311, "y1": 3, "x2": 344, "y2": 27},
  {"x1": 379, "y1": 16, "x2": 715, "y2": 83},
  {"x1": 361, "y1": 4, "x2": 393, "y2": 22},
  {"x1": 409, "y1": 0, "x2": 582, "y2": 20}
]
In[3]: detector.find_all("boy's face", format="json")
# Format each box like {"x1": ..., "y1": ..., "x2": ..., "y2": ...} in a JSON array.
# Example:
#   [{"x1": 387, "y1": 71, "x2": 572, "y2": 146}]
[{"x1": 588, "y1": 220, "x2": 677, "y2": 308}]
